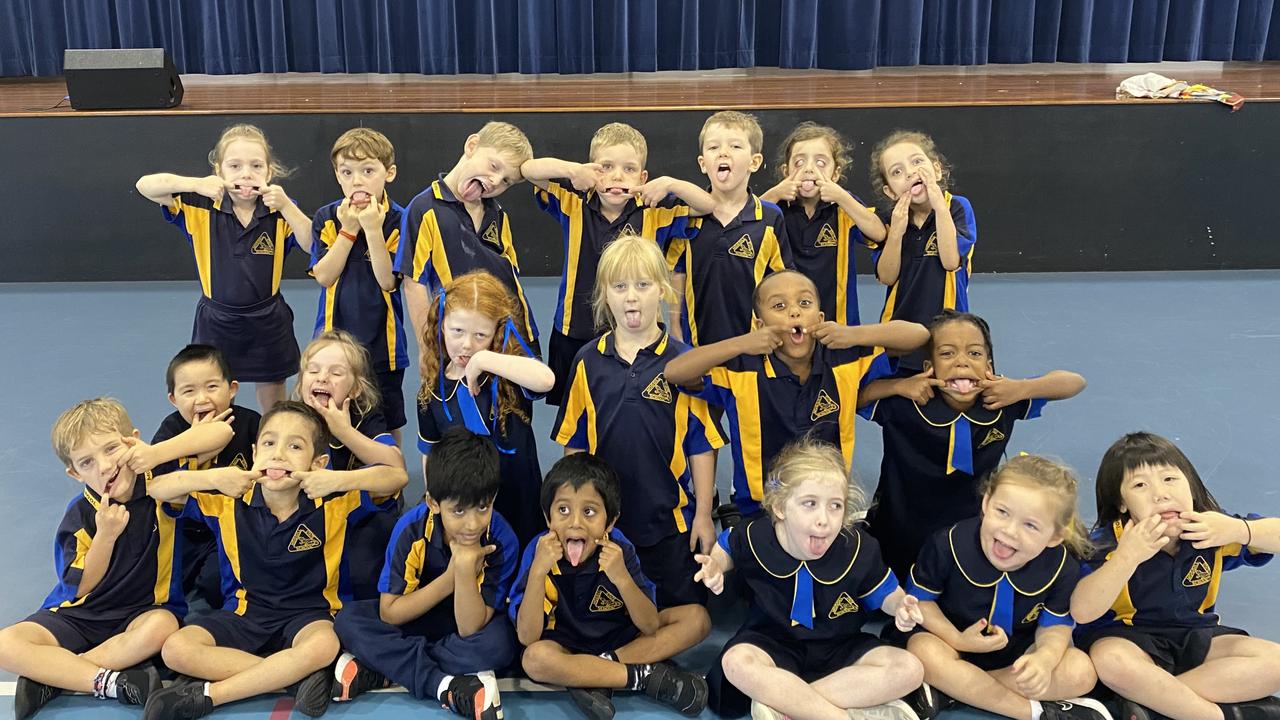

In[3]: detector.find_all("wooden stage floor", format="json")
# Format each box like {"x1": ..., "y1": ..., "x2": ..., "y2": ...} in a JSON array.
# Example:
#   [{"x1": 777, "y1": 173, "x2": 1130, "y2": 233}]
[{"x1": 1, "y1": 61, "x2": 1275, "y2": 116}]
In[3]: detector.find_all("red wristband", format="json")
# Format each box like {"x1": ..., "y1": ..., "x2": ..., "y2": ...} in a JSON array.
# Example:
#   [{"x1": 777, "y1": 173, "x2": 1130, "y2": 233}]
[{"x1": 338, "y1": 229, "x2": 358, "y2": 242}]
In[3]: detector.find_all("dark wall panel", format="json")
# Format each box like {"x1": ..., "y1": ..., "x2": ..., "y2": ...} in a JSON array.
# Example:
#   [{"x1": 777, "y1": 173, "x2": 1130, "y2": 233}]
[{"x1": 2, "y1": 103, "x2": 1272, "y2": 282}]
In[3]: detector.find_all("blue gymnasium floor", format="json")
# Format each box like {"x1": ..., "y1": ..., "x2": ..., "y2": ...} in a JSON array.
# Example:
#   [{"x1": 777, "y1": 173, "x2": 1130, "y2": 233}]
[{"x1": 2, "y1": 272, "x2": 1280, "y2": 720}]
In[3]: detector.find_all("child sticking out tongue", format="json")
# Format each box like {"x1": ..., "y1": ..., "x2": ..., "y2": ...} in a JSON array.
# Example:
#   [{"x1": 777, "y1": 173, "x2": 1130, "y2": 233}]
[
  {"x1": 565, "y1": 537, "x2": 587, "y2": 566},
  {"x1": 264, "y1": 468, "x2": 289, "y2": 481}
]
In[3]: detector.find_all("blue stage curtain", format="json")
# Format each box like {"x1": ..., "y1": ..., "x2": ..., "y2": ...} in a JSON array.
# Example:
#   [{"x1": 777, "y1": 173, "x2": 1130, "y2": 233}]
[{"x1": 2, "y1": 0, "x2": 1276, "y2": 77}]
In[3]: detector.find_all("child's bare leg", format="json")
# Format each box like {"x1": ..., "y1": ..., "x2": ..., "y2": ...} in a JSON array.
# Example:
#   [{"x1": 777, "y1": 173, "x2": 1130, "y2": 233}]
[
  {"x1": 1090, "y1": 637, "x2": 1223, "y2": 720},
  {"x1": 1178, "y1": 635, "x2": 1280, "y2": 703},
  {"x1": 987, "y1": 647, "x2": 1097, "y2": 701},
  {"x1": 810, "y1": 646, "x2": 923, "y2": 708},
  {"x1": 163, "y1": 626, "x2": 262, "y2": 681},
  {"x1": 908, "y1": 632, "x2": 1033, "y2": 720},
  {"x1": 205, "y1": 621, "x2": 339, "y2": 706},
  {"x1": 720, "y1": 643, "x2": 845, "y2": 720},
  {"x1": 614, "y1": 605, "x2": 710, "y2": 664},
  {"x1": 521, "y1": 640, "x2": 628, "y2": 688},
  {"x1": 80, "y1": 609, "x2": 177, "y2": 671},
  {"x1": 255, "y1": 381, "x2": 285, "y2": 412},
  {"x1": 0, "y1": 623, "x2": 100, "y2": 692}
]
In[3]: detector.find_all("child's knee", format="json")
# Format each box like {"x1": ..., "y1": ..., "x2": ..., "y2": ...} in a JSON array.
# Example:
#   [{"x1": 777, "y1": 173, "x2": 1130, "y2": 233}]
[
  {"x1": 906, "y1": 632, "x2": 952, "y2": 669},
  {"x1": 1089, "y1": 641, "x2": 1141, "y2": 688},
  {"x1": 886, "y1": 648, "x2": 926, "y2": 689},
  {"x1": 520, "y1": 642, "x2": 558, "y2": 681},
  {"x1": 296, "y1": 630, "x2": 340, "y2": 669},
  {"x1": 1054, "y1": 649, "x2": 1097, "y2": 695},
  {"x1": 668, "y1": 604, "x2": 711, "y2": 640},
  {"x1": 161, "y1": 628, "x2": 210, "y2": 671},
  {"x1": 133, "y1": 612, "x2": 179, "y2": 651},
  {"x1": 720, "y1": 644, "x2": 766, "y2": 686}
]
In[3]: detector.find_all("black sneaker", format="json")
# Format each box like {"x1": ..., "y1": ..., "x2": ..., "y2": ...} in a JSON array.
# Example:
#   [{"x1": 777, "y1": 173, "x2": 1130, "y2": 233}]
[
  {"x1": 714, "y1": 503, "x2": 742, "y2": 529},
  {"x1": 1224, "y1": 696, "x2": 1280, "y2": 720},
  {"x1": 331, "y1": 652, "x2": 386, "y2": 702},
  {"x1": 642, "y1": 663, "x2": 708, "y2": 716},
  {"x1": 567, "y1": 687, "x2": 615, "y2": 720},
  {"x1": 293, "y1": 666, "x2": 334, "y2": 718},
  {"x1": 13, "y1": 677, "x2": 61, "y2": 720},
  {"x1": 115, "y1": 665, "x2": 162, "y2": 706},
  {"x1": 141, "y1": 681, "x2": 212, "y2": 720},
  {"x1": 1118, "y1": 700, "x2": 1154, "y2": 720},
  {"x1": 442, "y1": 673, "x2": 502, "y2": 720},
  {"x1": 904, "y1": 683, "x2": 950, "y2": 720},
  {"x1": 1043, "y1": 698, "x2": 1115, "y2": 720}
]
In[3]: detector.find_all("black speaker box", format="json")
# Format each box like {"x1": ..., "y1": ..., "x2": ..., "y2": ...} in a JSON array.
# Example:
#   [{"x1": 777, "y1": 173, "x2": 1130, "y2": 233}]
[{"x1": 64, "y1": 49, "x2": 184, "y2": 110}]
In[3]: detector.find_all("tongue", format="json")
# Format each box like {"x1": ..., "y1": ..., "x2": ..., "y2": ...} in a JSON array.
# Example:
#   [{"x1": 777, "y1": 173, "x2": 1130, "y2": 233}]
[
  {"x1": 264, "y1": 468, "x2": 287, "y2": 481},
  {"x1": 806, "y1": 535, "x2": 829, "y2": 557},
  {"x1": 566, "y1": 538, "x2": 586, "y2": 566},
  {"x1": 993, "y1": 540, "x2": 1016, "y2": 560},
  {"x1": 624, "y1": 310, "x2": 642, "y2": 329},
  {"x1": 465, "y1": 178, "x2": 484, "y2": 200},
  {"x1": 716, "y1": 168, "x2": 731, "y2": 183},
  {"x1": 350, "y1": 191, "x2": 372, "y2": 208},
  {"x1": 950, "y1": 378, "x2": 977, "y2": 393},
  {"x1": 800, "y1": 180, "x2": 816, "y2": 193}
]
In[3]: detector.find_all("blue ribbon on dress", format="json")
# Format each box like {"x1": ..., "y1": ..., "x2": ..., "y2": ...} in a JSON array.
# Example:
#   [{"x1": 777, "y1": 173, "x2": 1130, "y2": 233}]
[{"x1": 790, "y1": 565, "x2": 815, "y2": 629}]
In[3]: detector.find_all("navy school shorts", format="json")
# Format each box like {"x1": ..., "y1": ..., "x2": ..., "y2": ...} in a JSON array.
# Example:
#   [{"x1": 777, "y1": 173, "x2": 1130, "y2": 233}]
[{"x1": 193, "y1": 294, "x2": 300, "y2": 384}]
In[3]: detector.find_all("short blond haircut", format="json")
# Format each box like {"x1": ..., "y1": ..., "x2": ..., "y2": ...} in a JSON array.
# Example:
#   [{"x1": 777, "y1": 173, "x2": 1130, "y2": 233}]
[
  {"x1": 589, "y1": 122, "x2": 648, "y2": 167},
  {"x1": 592, "y1": 232, "x2": 676, "y2": 332},
  {"x1": 331, "y1": 127, "x2": 395, "y2": 169},
  {"x1": 474, "y1": 121, "x2": 534, "y2": 172},
  {"x1": 51, "y1": 398, "x2": 134, "y2": 468},
  {"x1": 699, "y1": 111, "x2": 764, "y2": 155},
  {"x1": 763, "y1": 436, "x2": 863, "y2": 528}
]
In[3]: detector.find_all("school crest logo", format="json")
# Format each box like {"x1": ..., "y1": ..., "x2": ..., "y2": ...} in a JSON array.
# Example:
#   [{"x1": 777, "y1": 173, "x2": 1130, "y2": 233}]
[
  {"x1": 728, "y1": 234, "x2": 756, "y2": 259},
  {"x1": 230, "y1": 453, "x2": 248, "y2": 470},
  {"x1": 251, "y1": 233, "x2": 274, "y2": 255},
  {"x1": 482, "y1": 221, "x2": 500, "y2": 245},
  {"x1": 811, "y1": 389, "x2": 839, "y2": 421},
  {"x1": 642, "y1": 374, "x2": 673, "y2": 403},
  {"x1": 923, "y1": 232, "x2": 939, "y2": 257},
  {"x1": 815, "y1": 223, "x2": 838, "y2": 248},
  {"x1": 590, "y1": 585, "x2": 624, "y2": 612},
  {"x1": 828, "y1": 592, "x2": 859, "y2": 619},
  {"x1": 1021, "y1": 603, "x2": 1045, "y2": 624},
  {"x1": 288, "y1": 524, "x2": 322, "y2": 553},
  {"x1": 1184, "y1": 556, "x2": 1212, "y2": 587},
  {"x1": 978, "y1": 428, "x2": 1006, "y2": 449},
  {"x1": 619, "y1": 223, "x2": 638, "y2": 237}
]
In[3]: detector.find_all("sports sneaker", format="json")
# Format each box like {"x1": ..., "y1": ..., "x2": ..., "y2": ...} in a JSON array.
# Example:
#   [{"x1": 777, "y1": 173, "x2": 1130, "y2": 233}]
[
  {"x1": 904, "y1": 683, "x2": 951, "y2": 720},
  {"x1": 567, "y1": 687, "x2": 615, "y2": 720},
  {"x1": 442, "y1": 673, "x2": 502, "y2": 720},
  {"x1": 293, "y1": 666, "x2": 334, "y2": 718},
  {"x1": 851, "y1": 698, "x2": 922, "y2": 720},
  {"x1": 642, "y1": 662, "x2": 708, "y2": 716},
  {"x1": 1043, "y1": 698, "x2": 1114, "y2": 720},
  {"x1": 141, "y1": 681, "x2": 213, "y2": 720},
  {"x1": 750, "y1": 700, "x2": 787, "y2": 720},
  {"x1": 1118, "y1": 699, "x2": 1153, "y2": 720},
  {"x1": 1224, "y1": 696, "x2": 1280, "y2": 720},
  {"x1": 115, "y1": 665, "x2": 162, "y2": 706},
  {"x1": 715, "y1": 503, "x2": 743, "y2": 529},
  {"x1": 13, "y1": 677, "x2": 61, "y2": 720},
  {"x1": 331, "y1": 652, "x2": 386, "y2": 702}
]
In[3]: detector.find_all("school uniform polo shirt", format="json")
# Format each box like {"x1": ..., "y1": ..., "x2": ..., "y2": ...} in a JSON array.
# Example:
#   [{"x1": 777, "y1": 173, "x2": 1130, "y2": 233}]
[
  {"x1": 536, "y1": 181, "x2": 693, "y2": 340},
  {"x1": 378, "y1": 504, "x2": 520, "y2": 636},
  {"x1": 780, "y1": 199, "x2": 875, "y2": 326},
  {"x1": 687, "y1": 343, "x2": 891, "y2": 517},
  {"x1": 908, "y1": 517, "x2": 1078, "y2": 638},
  {"x1": 664, "y1": 194, "x2": 790, "y2": 346},
  {"x1": 869, "y1": 192, "x2": 976, "y2": 328},
  {"x1": 509, "y1": 528, "x2": 656, "y2": 653},
  {"x1": 311, "y1": 193, "x2": 409, "y2": 373},
  {"x1": 151, "y1": 405, "x2": 259, "y2": 476},
  {"x1": 1078, "y1": 518, "x2": 1270, "y2": 631},
  {"x1": 325, "y1": 404, "x2": 395, "y2": 472},
  {"x1": 42, "y1": 473, "x2": 185, "y2": 620},
  {"x1": 395, "y1": 178, "x2": 538, "y2": 345},
  {"x1": 164, "y1": 193, "x2": 298, "y2": 307},
  {"x1": 182, "y1": 484, "x2": 390, "y2": 618},
  {"x1": 719, "y1": 518, "x2": 898, "y2": 638},
  {"x1": 552, "y1": 331, "x2": 725, "y2": 546}
]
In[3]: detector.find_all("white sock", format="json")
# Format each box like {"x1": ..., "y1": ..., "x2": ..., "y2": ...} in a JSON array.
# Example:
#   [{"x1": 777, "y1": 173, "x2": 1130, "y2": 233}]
[
  {"x1": 437, "y1": 675, "x2": 455, "y2": 701},
  {"x1": 203, "y1": 682, "x2": 212, "y2": 698},
  {"x1": 1030, "y1": 700, "x2": 1044, "y2": 720}
]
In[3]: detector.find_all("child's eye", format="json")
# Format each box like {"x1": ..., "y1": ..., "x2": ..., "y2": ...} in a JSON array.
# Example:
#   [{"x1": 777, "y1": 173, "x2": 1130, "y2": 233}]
[
  {"x1": 79, "y1": 458, "x2": 93, "y2": 469},
  {"x1": 890, "y1": 168, "x2": 901, "y2": 177},
  {"x1": 772, "y1": 302, "x2": 784, "y2": 311},
  {"x1": 477, "y1": 504, "x2": 490, "y2": 512},
  {"x1": 636, "y1": 280, "x2": 651, "y2": 290},
  {"x1": 1025, "y1": 522, "x2": 1039, "y2": 532},
  {"x1": 816, "y1": 159, "x2": 827, "y2": 167},
  {"x1": 802, "y1": 499, "x2": 816, "y2": 508},
  {"x1": 799, "y1": 298, "x2": 812, "y2": 307},
  {"x1": 584, "y1": 507, "x2": 596, "y2": 516},
  {"x1": 996, "y1": 508, "x2": 1008, "y2": 517},
  {"x1": 613, "y1": 282, "x2": 626, "y2": 292},
  {"x1": 261, "y1": 439, "x2": 274, "y2": 447}
]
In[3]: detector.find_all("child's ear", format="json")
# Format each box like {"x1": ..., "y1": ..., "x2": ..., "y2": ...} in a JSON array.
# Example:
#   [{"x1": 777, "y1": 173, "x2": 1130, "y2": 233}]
[
  {"x1": 1046, "y1": 531, "x2": 1065, "y2": 548},
  {"x1": 168, "y1": 393, "x2": 179, "y2": 409},
  {"x1": 605, "y1": 518, "x2": 617, "y2": 535},
  {"x1": 639, "y1": 169, "x2": 649, "y2": 185},
  {"x1": 882, "y1": 184, "x2": 895, "y2": 201},
  {"x1": 922, "y1": 359, "x2": 933, "y2": 373},
  {"x1": 65, "y1": 467, "x2": 82, "y2": 483},
  {"x1": 463, "y1": 134, "x2": 480, "y2": 156},
  {"x1": 131, "y1": 428, "x2": 141, "y2": 440},
  {"x1": 426, "y1": 495, "x2": 441, "y2": 515},
  {"x1": 385, "y1": 164, "x2": 398, "y2": 183},
  {"x1": 754, "y1": 317, "x2": 765, "y2": 330},
  {"x1": 228, "y1": 380, "x2": 239, "y2": 399},
  {"x1": 697, "y1": 155, "x2": 708, "y2": 175},
  {"x1": 311, "y1": 454, "x2": 330, "y2": 471},
  {"x1": 749, "y1": 153, "x2": 764, "y2": 172},
  {"x1": 818, "y1": 310, "x2": 825, "y2": 323}
]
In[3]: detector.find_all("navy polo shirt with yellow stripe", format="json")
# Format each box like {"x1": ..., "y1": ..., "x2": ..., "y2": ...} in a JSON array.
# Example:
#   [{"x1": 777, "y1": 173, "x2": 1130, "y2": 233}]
[
  {"x1": 378, "y1": 504, "x2": 520, "y2": 637},
  {"x1": 552, "y1": 331, "x2": 725, "y2": 546},
  {"x1": 1078, "y1": 518, "x2": 1270, "y2": 632},
  {"x1": 780, "y1": 199, "x2": 876, "y2": 326},
  {"x1": 685, "y1": 343, "x2": 891, "y2": 517},
  {"x1": 535, "y1": 181, "x2": 693, "y2": 340},
  {"x1": 326, "y1": 403, "x2": 395, "y2": 472},
  {"x1": 720, "y1": 518, "x2": 899, "y2": 640},
  {"x1": 509, "y1": 528, "x2": 656, "y2": 654},
  {"x1": 665, "y1": 194, "x2": 791, "y2": 346},
  {"x1": 151, "y1": 405, "x2": 259, "y2": 476},
  {"x1": 311, "y1": 193, "x2": 409, "y2": 373},
  {"x1": 908, "y1": 517, "x2": 1078, "y2": 639},
  {"x1": 181, "y1": 485, "x2": 391, "y2": 618},
  {"x1": 163, "y1": 193, "x2": 298, "y2": 307},
  {"x1": 41, "y1": 473, "x2": 185, "y2": 621},
  {"x1": 862, "y1": 394, "x2": 1047, "y2": 578},
  {"x1": 395, "y1": 179, "x2": 538, "y2": 346}
]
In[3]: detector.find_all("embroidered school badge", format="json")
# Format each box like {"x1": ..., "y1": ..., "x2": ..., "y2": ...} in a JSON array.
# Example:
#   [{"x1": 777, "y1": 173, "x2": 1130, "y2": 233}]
[
  {"x1": 1184, "y1": 556, "x2": 1212, "y2": 587},
  {"x1": 828, "y1": 592, "x2": 859, "y2": 619},
  {"x1": 230, "y1": 453, "x2": 248, "y2": 470},
  {"x1": 978, "y1": 428, "x2": 1006, "y2": 449},
  {"x1": 811, "y1": 389, "x2": 839, "y2": 421},
  {"x1": 728, "y1": 234, "x2": 756, "y2": 258},
  {"x1": 251, "y1": 233, "x2": 274, "y2": 255},
  {"x1": 923, "y1": 233, "x2": 939, "y2": 257},
  {"x1": 1021, "y1": 602, "x2": 1045, "y2": 624},
  {"x1": 589, "y1": 585, "x2": 624, "y2": 612},
  {"x1": 288, "y1": 524, "x2": 322, "y2": 553},
  {"x1": 642, "y1": 374, "x2": 673, "y2": 403},
  {"x1": 815, "y1": 223, "x2": 838, "y2": 248},
  {"x1": 619, "y1": 223, "x2": 637, "y2": 237},
  {"x1": 482, "y1": 221, "x2": 500, "y2": 245}
]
